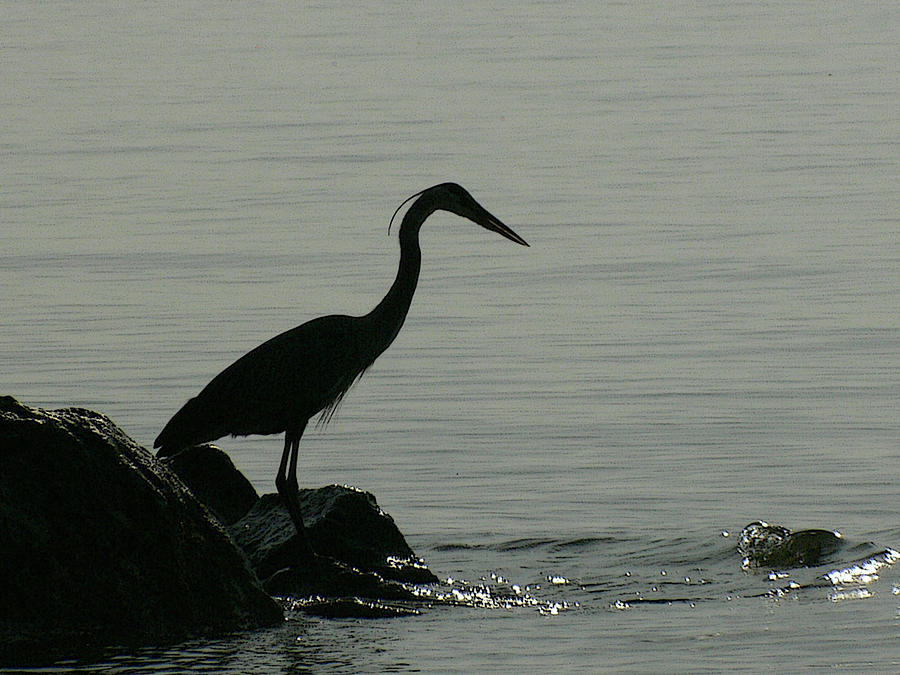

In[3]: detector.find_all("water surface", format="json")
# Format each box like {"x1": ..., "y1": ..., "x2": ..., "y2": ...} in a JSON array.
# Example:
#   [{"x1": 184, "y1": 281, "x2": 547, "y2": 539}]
[{"x1": 3, "y1": 1, "x2": 899, "y2": 672}]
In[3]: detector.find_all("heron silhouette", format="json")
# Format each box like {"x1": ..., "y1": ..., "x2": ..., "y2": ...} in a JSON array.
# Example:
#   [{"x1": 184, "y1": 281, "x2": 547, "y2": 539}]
[{"x1": 155, "y1": 183, "x2": 528, "y2": 551}]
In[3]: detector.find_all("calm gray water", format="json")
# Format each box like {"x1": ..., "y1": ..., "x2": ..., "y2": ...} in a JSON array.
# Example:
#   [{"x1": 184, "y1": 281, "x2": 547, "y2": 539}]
[{"x1": 3, "y1": 1, "x2": 899, "y2": 672}]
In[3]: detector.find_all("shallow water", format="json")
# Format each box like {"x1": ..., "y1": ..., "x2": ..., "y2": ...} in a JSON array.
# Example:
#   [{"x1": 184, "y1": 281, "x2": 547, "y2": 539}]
[{"x1": 3, "y1": 1, "x2": 899, "y2": 672}]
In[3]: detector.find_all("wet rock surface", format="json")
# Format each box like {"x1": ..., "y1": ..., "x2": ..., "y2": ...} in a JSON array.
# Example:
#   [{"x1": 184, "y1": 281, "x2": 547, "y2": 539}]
[
  {"x1": 229, "y1": 488, "x2": 439, "y2": 590},
  {"x1": 164, "y1": 443, "x2": 259, "y2": 526},
  {"x1": 1, "y1": 395, "x2": 448, "y2": 658},
  {"x1": 0, "y1": 397, "x2": 282, "y2": 664},
  {"x1": 166, "y1": 444, "x2": 439, "y2": 604}
]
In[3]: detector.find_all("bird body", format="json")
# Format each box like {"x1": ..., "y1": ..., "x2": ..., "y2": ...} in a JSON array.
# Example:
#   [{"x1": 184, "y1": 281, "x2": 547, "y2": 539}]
[
  {"x1": 155, "y1": 183, "x2": 527, "y2": 546},
  {"x1": 156, "y1": 315, "x2": 371, "y2": 452}
]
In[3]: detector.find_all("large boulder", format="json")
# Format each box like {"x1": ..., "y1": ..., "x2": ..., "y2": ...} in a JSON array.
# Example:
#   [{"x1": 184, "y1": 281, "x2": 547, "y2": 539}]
[
  {"x1": 0, "y1": 397, "x2": 282, "y2": 664},
  {"x1": 165, "y1": 445, "x2": 439, "y2": 600},
  {"x1": 163, "y1": 443, "x2": 258, "y2": 525},
  {"x1": 230, "y1": 488, "x2": 439, "y2": 596}
]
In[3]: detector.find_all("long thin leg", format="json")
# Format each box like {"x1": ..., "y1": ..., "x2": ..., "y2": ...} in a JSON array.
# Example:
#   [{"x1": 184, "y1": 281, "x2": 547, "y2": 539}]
[
  {"x1": 275, "y1": 422, "x2": 313, "y2": 555},
  {"x1": 276, "y1": 434, "x2": 292, "y2": 491}
]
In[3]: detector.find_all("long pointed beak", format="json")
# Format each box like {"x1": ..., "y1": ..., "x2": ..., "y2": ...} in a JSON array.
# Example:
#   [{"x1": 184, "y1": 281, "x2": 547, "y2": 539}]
[{"x1": 473, "y1": 207, "x2": 529, "y2": 247}]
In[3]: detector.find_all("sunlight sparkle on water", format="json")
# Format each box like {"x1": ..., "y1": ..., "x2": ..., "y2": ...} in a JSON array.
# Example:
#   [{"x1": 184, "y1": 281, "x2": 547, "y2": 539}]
[
  {"x1": 825, "y1": 548, "x2": 900, "y2": 587},
  {"x1": 411, "y1": 573, "x2": 573, "y2": 614},
  {"x1": 830, "y1": 588, "x2": 874, "y2": 602}
]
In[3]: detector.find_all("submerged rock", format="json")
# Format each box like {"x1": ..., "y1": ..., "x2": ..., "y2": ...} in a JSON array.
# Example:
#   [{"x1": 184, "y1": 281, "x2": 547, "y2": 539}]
[
  {"x1": 0, "y1": 397, "x2": 282, "y2": 664},
  {"x1": 739, "y1": 520, "x2": 844, "y2": 569}
]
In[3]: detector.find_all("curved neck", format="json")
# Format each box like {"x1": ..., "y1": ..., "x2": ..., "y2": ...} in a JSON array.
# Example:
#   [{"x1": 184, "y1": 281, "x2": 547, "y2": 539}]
[{"x1": 364, "y1": 200, "x2": 432, "y2": 355}]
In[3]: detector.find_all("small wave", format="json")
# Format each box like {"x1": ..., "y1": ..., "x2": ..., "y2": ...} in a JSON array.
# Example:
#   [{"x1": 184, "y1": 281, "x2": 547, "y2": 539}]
[
  {"x1": 550, "y1": 536, "x2": 623, "y2": 550},
  {"x1": 491, "y1": 537, "x2": 559, "y2": 552},
  {"x1": 431, "y1": 542, "x2": 486, "y2": 552},
  {"x1": 436, "y1": 536, "x2": 621, "y2": 554}
]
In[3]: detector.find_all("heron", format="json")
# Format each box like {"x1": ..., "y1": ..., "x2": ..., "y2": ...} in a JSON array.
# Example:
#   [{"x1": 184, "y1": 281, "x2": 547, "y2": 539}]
[{"x1": 154, "y1": 183, "x2": 528, "y2": 553}]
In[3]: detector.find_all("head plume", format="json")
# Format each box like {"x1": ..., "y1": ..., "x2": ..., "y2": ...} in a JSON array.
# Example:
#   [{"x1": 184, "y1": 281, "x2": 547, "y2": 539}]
[{"x1": 388, "y1": 187, "x2": 428, "y2": 236}]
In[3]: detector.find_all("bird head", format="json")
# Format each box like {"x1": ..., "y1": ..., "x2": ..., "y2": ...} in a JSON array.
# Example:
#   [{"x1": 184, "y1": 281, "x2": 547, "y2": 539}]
[{"x1": 390, "y1": 183, "x2": 529, "y2": 246}]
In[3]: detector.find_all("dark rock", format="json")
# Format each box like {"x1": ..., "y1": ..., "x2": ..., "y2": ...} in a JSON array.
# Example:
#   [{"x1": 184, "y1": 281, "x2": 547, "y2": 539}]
[
  {"x1": 162, "y1": 444, "x2": 258, "y2": 525},
  {"x1": 228, "y1": 487, "x2": 439, "y2": 598},
  {"x1": 162, "y1": 442, "x2": 440, "y2": 596},
  {"x1": 739, "y1": 520, "x2": 843, "y2": 569},
  {"x1": 0, "y1": 397, "x2": 282, "y2": 665}
]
